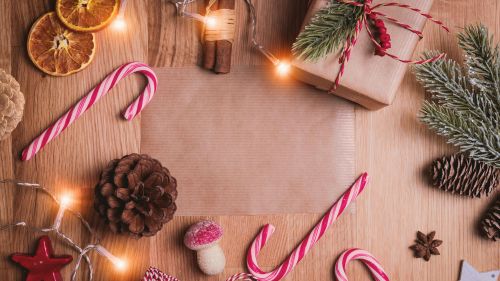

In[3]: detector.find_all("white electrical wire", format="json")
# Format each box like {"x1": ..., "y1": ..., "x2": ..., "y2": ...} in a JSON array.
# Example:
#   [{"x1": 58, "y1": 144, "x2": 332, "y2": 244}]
[{"x1": 0, "y1": 179, "x2": 125, "y2": 281}]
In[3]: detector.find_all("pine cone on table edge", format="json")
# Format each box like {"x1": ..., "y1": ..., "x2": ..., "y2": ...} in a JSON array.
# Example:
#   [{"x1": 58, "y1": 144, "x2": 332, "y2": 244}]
[
  {"x1": 479, "y1": 194, "x2": 500, "y2": 241},
  {"x1": 0, "y1": 68, "x2": 25, "y2": 141},
  {"x1": 94, "y1": 153, "x2": 178, "y2": 239},
  {"x1": 429, "y1": 154, "x2": 499, "y2": 198}
]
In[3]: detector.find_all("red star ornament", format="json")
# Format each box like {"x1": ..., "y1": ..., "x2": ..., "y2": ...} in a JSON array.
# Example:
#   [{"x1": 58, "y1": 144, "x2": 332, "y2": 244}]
[{"x1": 11, "y1": 235, "x2": 73, "y2": 281}]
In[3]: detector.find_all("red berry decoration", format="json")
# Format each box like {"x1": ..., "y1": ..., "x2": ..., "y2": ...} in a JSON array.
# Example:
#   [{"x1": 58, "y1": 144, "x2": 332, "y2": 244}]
[
  {"x1": 375, "y1": 48, "x2": 386, "y2": 57},
  {"x1": 379, "y1": 33, "x2": 391, "y2": 42},
  {"x1": 368, "y1": 15, "x2": 391, "y2": 56},
  {"x1": 381, "y1": 41, "x2": 391, "y2": 49},
  {"x1": 374, "y1": 19, "x2": 385, "y2": 28}
]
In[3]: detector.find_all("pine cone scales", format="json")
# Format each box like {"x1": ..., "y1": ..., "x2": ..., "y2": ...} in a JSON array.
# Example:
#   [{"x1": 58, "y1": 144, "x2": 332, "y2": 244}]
[
  {"x1": 431, "y1": 154, "x2": 498, "y2": 198},
  {"x1": 0, "y1": 69, "x2": 24, "y2": 140},
  {"x1": 95, "y1": 154, "x2": 177, "y2": 238},
  {"x1": 480, "y1": 195, "x2": 500, "y2": 241}
]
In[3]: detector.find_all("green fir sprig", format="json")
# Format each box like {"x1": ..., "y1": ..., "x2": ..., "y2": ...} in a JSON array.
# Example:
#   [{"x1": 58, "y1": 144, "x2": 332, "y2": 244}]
[
  {"x1": 414, "y1": 24, "x2": 500, "y2": 167},
  {"x1": 292, "y1": 1, "x2": 364, "y2": 61},
  {"x1": 458, "y1": 25, "x2": 500, "y2": 105}
]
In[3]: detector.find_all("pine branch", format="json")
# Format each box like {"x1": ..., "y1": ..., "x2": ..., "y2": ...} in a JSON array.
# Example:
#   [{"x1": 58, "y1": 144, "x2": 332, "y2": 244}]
[
  {"x1": 420, "y1": 102, "x2": 500, "y2": 167},
  {"x1": 458, "y1": 24, "x2": 500, "y2": 105},
  {"x1": 292, "y1": 1, "x2": 364, "y2": 61},
  {"x1": 414, "y1": 24, "x2": 500, "y2": 167},
  {"x1": 413, "y1": 51, "x2": 499, "y2": 128}
]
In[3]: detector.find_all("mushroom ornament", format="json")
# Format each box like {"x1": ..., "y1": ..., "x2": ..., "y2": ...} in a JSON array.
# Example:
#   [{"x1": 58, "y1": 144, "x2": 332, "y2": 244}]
[{"x1": 184, "y1": 220, "x2": 225, "y2": 275}]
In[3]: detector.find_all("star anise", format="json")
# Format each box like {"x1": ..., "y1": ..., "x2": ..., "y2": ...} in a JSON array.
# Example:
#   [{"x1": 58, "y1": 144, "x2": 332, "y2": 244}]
[{"x1": 410, "y1": 231, "x2": 442, "y2": 261}]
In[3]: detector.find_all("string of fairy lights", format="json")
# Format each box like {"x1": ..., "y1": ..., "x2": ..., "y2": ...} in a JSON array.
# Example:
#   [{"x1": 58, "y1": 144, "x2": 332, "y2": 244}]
[
  {"x1": 0, "y1": 180, "x2": 126, "y2": 281},
  {"x1": 112, "y1": 0, "x2": 291, "y2": 75}
]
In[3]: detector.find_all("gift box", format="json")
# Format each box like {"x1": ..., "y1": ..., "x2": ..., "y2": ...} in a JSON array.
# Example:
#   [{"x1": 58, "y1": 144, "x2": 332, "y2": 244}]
[{"x1": 291, "y1": 0, "x2": 435, "y2": 110}]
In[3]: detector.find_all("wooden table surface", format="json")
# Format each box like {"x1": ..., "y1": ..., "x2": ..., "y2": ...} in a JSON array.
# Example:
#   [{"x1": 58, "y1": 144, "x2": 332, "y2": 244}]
[{"x1": 0, "y1": 0, "x2": 499, "y2": 280}]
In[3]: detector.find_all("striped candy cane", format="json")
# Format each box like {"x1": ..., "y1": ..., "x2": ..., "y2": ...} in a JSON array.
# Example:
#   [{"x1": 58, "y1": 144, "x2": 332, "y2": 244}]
[
  {"x1": 226, "y1": 173, "x2": 369, "y2": 281},
  {"x1": 225, "y1": 273, "x2": 255, "y2": 281},
  {"x1": 142, "y1": 267, "x2": 180, "y2": 281},
  {"x1": 21, "y1": 62, "x2": 157, "y2": 161},
  {"x1": 335, "y1": 248, "x2": 389, "y2": 281}
]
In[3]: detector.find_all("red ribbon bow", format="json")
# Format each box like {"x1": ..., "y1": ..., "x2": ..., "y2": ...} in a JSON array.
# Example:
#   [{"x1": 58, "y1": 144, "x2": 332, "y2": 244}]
[{"x1": 331, "y1": 0, "x2": 449, "y2": 92}]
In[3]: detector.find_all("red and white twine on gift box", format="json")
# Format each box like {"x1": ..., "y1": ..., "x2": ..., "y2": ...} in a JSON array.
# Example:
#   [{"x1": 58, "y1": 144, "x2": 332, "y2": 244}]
[
  {"x1": 225, "y1": 173, "x2": 390, "y2": 281},
  {"x1": 331, "y1": 0, "x2": 450, "y2": 91},
  {"x1": 21, "y1": 62, "x2": 157, "y2": 161}
]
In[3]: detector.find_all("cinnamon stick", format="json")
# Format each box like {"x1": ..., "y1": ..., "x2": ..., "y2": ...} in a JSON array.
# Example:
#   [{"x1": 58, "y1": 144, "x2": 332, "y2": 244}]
[
  {"x1": 214, "y1": 0, "x2": 235, "y2": 74},
  {"x1": 202, "y1": 0, "x2": 218, "y2": 69}
]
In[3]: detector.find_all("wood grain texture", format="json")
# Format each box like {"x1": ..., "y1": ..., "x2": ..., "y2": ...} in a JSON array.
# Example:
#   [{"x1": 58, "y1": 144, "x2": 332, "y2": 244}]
[
  {"x1": 1, "y1": 0, "x2": 149, "y2": 280},
  {"x1": 0, "y1": 0, "x2": 16, "y2": 280},
  {"x1": 0, "y1": 0, "x2": 498, "y2": 281}
]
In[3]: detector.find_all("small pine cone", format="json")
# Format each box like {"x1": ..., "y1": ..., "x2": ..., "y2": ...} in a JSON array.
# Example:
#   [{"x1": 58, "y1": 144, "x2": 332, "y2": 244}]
[
  {"x1": 430, "y1": 154, "x2": 499, "y2": 198},
  {"x1": 480, "y1": 194, "x2": 500, "y2": 241},
  {"x1": 0, "y1": 69, "x2": 24, "y2": 140},
  {"x1": 94, "y1": 154, "x2": 178, "y2": 239}
]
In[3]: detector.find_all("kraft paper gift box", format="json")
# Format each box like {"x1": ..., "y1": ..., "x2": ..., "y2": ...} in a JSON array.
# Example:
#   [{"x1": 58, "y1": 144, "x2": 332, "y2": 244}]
[{"x1": 291, "y1": 0, "x2": 434, "y2": 110}]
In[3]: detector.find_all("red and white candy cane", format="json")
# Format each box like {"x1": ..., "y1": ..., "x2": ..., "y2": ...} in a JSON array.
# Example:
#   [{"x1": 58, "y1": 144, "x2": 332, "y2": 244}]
[
  {"x1": 21, "y1": 62, "x2": 157, "y2": 161},
  {"x1": 226, "y1": 173, "x2": 369, "y2": 281},
  {"x1": 142, "y1": 267, "x2": 180, "y2": 281},
  {"x1": 335, "y1": 248, "x2": 389, "y2": 281}
]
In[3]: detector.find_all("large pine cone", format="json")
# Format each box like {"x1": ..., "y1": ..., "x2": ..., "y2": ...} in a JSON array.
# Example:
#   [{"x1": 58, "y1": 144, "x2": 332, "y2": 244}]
[
  {"x1": 94, "y1": 154, "x2": 178, "y2": 238},
  {"x1": 430, "y1": 154, "x2": 498, "y2": 198},
  {"x1": 0, "y1": 69, "x2": 24, "y2": 140},
  {"x1": 480, "y1": 194, "x2": 499, "y2": 241}
]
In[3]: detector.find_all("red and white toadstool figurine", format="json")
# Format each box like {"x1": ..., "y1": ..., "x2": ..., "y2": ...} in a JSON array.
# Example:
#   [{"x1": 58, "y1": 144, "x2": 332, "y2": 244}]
[{"x1": 183, "y1": 220, "x2": 226, "y2": 275}]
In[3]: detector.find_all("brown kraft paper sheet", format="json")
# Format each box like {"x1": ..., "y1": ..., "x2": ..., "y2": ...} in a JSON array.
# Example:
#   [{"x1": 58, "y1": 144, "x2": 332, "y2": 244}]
[{"x1": 141, "y1": 66, "x2": 355, "y2": 215}]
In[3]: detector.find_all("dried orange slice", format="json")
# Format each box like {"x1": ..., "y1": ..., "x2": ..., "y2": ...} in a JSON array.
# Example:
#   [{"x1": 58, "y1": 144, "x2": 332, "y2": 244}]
[
  {"x1": 27, "y1": 12, "x2": 96, "y2": 76},
  {"x1": 56, "y1": 0, "x2": 120, "y2": 32}
]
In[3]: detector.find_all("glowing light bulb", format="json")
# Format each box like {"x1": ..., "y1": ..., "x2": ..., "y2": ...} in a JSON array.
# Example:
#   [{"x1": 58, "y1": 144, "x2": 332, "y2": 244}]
[
  {"x1": 205, "y1": 16, "x2": 217, "y2": 28},
  {"x1": 53, "y1": 194, "x2": 72, "y2": 230},
  {"x1": 60, "y1": 195, "x2": 72, "y2": 207},
  {"x1": 111, "y1": 17, "x2": 127, "y2": 31},
  {"x1": 276, "y1": 60, "x2": 291, "y2": 76},
  {"x1": 115, "y1": 259, "x2": 127, "y2": 271},
  {"x1": 96, "y1": 245, "x2": 127, "y2": 271}
]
